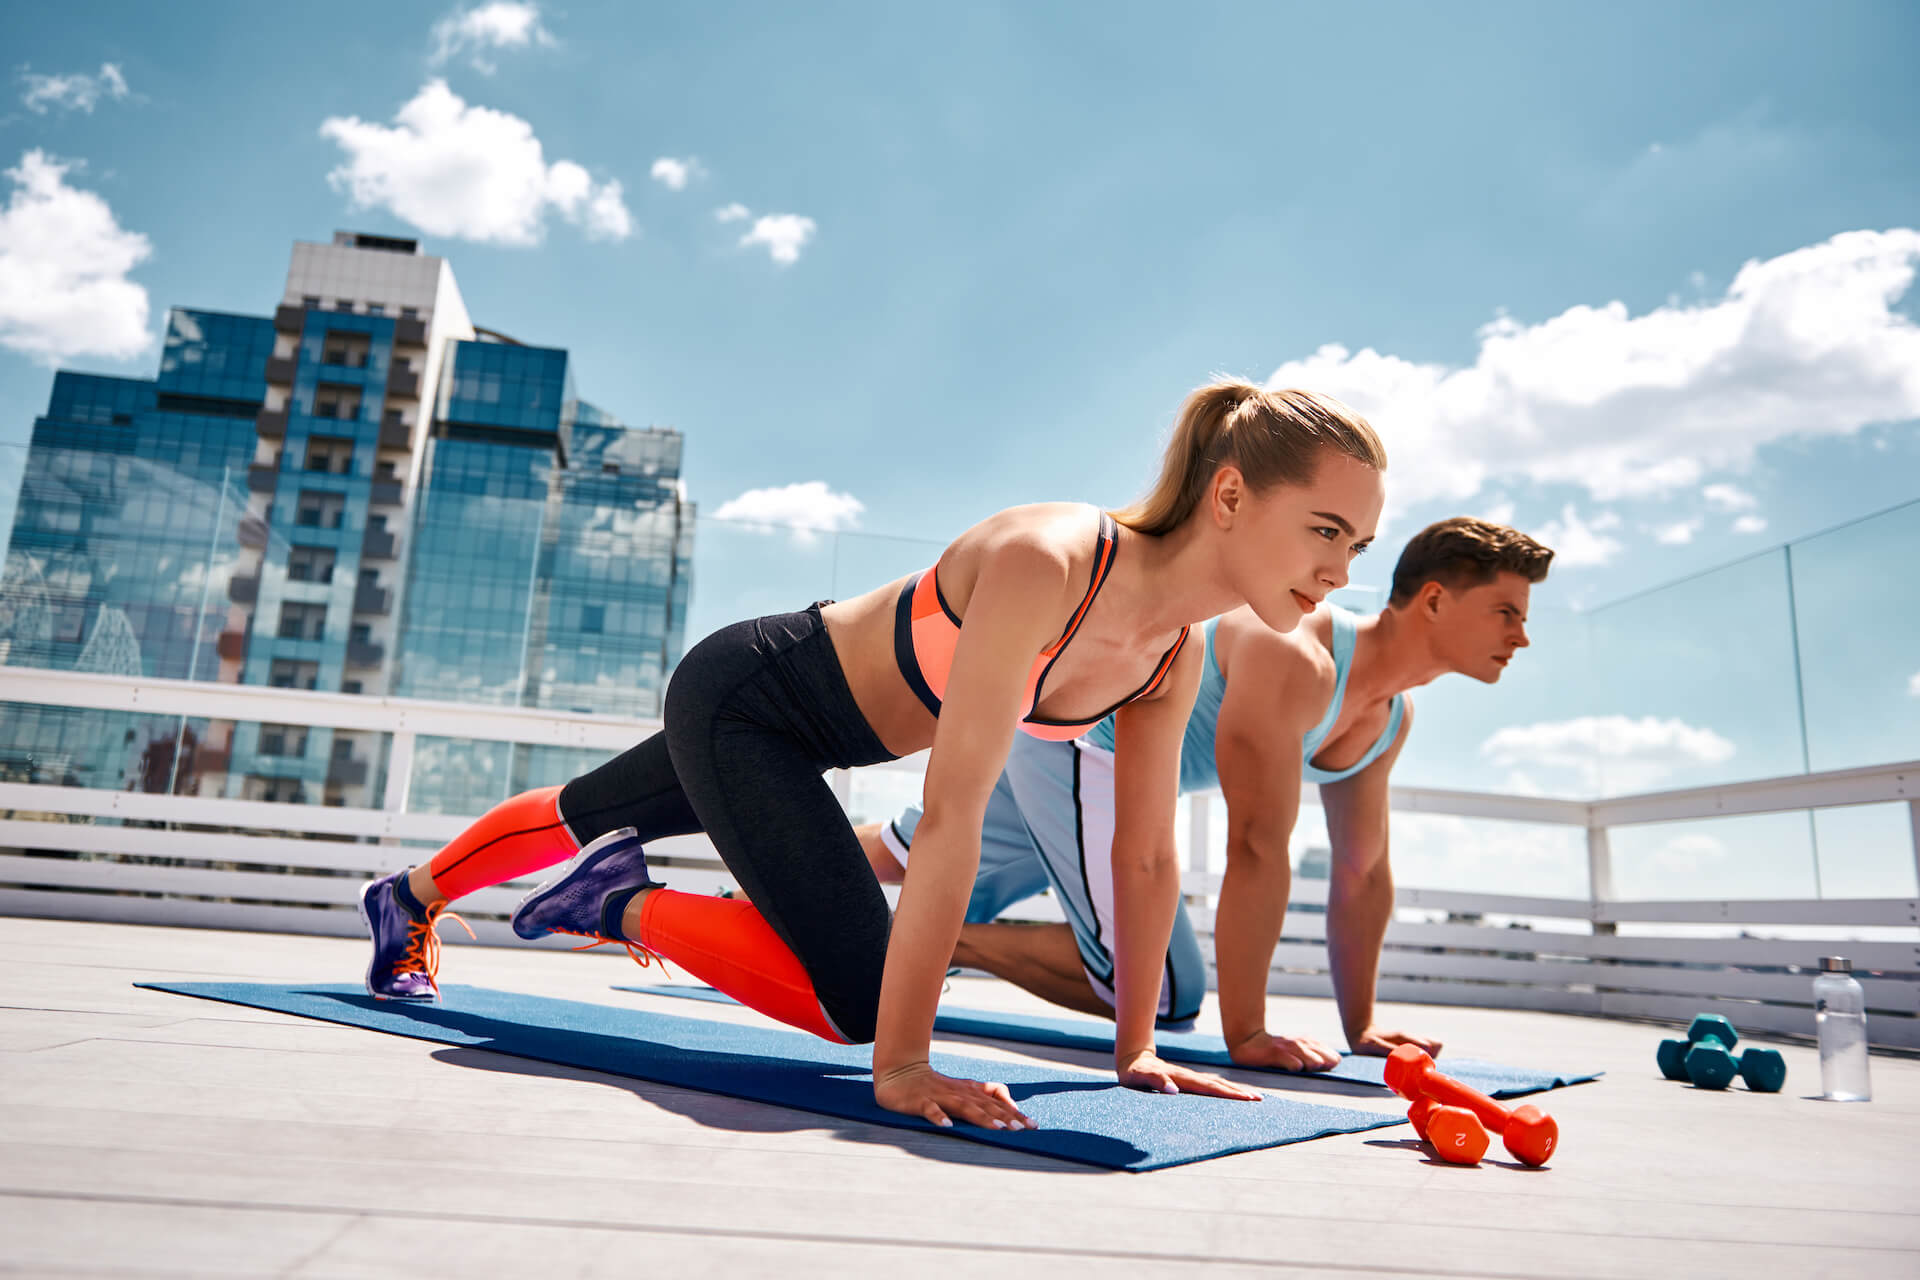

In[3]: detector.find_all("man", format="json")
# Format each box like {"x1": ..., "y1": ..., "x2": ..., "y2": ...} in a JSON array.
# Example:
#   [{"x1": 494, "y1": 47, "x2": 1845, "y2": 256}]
[{"x1": 864, "y1": 517, "x2": 1553, "y2": 1070}]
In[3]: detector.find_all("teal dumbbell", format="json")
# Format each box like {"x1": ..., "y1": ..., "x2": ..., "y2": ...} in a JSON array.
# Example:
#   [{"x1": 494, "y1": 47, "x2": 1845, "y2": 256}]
[
  {"x1": 1660, "y1": 1015, "x2": 1787, "y2": 1092},
  {"x1": 1684, "y1": 1036, "x2": 1740, "y2": 1089},
  {"x1": 1736, "y1": 1047, "x2": 1787, "y2": 1093},
  {"x1": 1657, "y1": 1014, "x2": 1740, "y2": 1081}
]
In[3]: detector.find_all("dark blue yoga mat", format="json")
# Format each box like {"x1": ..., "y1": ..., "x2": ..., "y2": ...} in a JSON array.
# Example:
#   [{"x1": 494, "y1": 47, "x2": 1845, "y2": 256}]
[
  {"x1": 618, "y1": 984, "x2": 1601, "y2": 1099},
  {"x1": 137, "y1": 982, "x2": 1403, "y2": 1172}
]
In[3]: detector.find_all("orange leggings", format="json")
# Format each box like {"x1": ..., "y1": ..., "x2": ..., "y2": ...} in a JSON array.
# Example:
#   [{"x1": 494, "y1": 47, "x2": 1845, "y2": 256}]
[{"x1": 423, "y1": 785, "x2": 848, "y2": 1043}]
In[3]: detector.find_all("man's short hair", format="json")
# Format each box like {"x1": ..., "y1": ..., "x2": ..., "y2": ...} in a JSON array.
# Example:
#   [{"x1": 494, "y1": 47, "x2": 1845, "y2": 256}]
[{"x1": 1388, "y1": 517, "x2": 1555, "y2": 605}]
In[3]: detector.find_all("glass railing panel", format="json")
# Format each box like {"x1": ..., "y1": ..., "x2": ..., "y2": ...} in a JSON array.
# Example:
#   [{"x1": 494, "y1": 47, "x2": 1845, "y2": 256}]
[
  {"x1": 1608, "y1": 811, "x2": 1819, "y2": 901},
  {"x1": 1378, "y1": 813, "x2": 1589, "y2": 899},
  {"x1": 1811, "y1": 803, "x2": 1919, "y2": 899},
  {"x1": 1787, "y1": 499, "x2": 1920, "y2": 773},
  {"x1": 1581, "y1": 550, "x2": 1805, "y2": 795},
  {"x1": 843, "y1": 755, "x2": 927, "y2": 831},
  {"x1": 1388, "y1": 601, "x2": 1595, "y2": 798},
  {"x1": 682, "y1": 519, "x2": 841, "y2": 649},
  {"x1": 0, "y1": 700, "x2": 388, "y2": 812}
]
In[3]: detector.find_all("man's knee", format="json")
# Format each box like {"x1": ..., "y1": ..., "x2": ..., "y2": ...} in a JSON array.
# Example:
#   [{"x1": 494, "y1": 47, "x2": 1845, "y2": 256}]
[{"x1": 856, "y1": 822, "x2": 905, "y2": 883}]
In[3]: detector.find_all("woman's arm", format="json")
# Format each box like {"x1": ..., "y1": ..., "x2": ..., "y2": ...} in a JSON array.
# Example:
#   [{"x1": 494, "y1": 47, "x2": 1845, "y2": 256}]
[
  {"x1": 871, "y1": 534, "x2": 1068, "y2": 1130},
  {"x1": 1108, "y1": 640, "x2": 1263, "y2": 1101}
]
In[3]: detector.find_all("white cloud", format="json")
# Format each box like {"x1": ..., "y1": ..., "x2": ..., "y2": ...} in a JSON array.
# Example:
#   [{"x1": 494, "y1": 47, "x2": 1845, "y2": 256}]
[
  {"x1": 712, "y1": 481, "x2": 864, "y2": 546},
  {"x1": 20, "y1": 63, "x2": 129, "y2": 114},
  {"x1": 1702, "y1": 482, "x2": 1759, "y2": 512},
  {"x1": 1482, "y1": 714, "x2": 1736, "y2": 795},
  {"x1": 650, "y1": 157, "x2": 698, "y2": 191},
  {"x1": 430, "y1": 2, "x2": 555, "y2": 73},
  {"x1": 320, "y1": 81, "x2": 632, "y2": 246},
  {"x1": 1649, "y1": 832, "x2": 1729, "y2": 878},
  {"x1": 0, "y1": 150, "x2": 151, "y2": 365},
  {"x1": 714, "y1": 202, "x2": 750, "y2": 223},
  {"x1": 1731, "y1": 514, "x2": 1768, "y2": 535},
  {"x1": 1651, "y1": 517, "x2": 1703, "y2": 545},
  {"x1": 1909, "y1": 671, "x2": 1920, "y2": 697},
  {"x1": 1266, "y1": 229, "x2": 1920, "y2": 514},
  {"x1": 739, "y1": 213, "x2": 817, "y2": 265},
  {"x1": 1530, "y1": 504, "x2": 1623, "y2": 568}
]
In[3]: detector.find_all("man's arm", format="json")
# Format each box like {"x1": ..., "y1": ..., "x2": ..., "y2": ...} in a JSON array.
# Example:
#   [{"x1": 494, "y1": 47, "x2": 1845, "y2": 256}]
[
  {"x1": 1319, "y1": 699, "x2": 1442, "y2": 1057},
  {"x1": 1211, "y1": 626, "x2": 1341, "y2": 1071}
]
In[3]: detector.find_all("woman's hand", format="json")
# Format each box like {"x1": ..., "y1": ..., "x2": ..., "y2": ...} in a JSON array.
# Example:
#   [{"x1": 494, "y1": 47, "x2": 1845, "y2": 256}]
[
  {"x1": 1348, "y1": 1025, "x2": 1443, "y2": 1058},
  {"x1": 874, "y1": 1060, "x2": 1037, "y2": 1130},
  {"x1": 1227, "y1": 1028, "x2": 1342, "y2": 1072},
  {"x1": 1117, "y1": 1049, "x2": 1264, "y2": 1101}
]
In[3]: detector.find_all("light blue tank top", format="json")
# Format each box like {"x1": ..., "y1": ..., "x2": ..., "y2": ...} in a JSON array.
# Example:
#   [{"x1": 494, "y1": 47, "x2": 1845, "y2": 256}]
[{"x1": 1083, "y1": 605, "x2": 1405, "y2": 792}]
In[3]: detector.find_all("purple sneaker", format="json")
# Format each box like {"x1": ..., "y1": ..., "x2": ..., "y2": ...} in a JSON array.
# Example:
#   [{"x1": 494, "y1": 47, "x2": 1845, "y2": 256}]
[
  {"x1": 358, "y1": 869, "x2": 471, "y2": 1001},
  {"x1": 511, "y1": 827, "x2": 659, "y2": 943}
]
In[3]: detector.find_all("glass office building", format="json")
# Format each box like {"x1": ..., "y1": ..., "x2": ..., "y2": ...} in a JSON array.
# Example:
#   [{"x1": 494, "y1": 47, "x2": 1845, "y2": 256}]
[{"x1": 0, "y1": 233, "x2": 694, "y2": 810}]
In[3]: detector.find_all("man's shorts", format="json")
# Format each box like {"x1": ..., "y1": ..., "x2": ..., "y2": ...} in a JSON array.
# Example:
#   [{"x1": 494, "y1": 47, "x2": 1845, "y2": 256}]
[{"x1": 883, "y1": 733, "x2": 1206, "y2": 1027}]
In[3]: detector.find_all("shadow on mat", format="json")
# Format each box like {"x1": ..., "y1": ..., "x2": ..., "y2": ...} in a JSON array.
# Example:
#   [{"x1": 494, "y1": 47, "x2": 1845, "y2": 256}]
[
  {"x1": 304, "y1": 989, "x2": 1145, "y2": 1172},
  {"x1": 431, "y1": 1045, "x2": 1115, "y2": 1175},
  {"x1": 614, "y1": 984, "x2": 1386, "y2": 1101}
]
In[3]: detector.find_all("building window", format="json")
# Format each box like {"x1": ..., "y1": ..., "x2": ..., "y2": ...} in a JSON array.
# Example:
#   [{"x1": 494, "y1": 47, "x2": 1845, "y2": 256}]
[
  {"x1": 383, "y1": 408, "x2": 405, "y2": 427},
  {"x1": 350, "y1": 623, "x2": 372, "y2": 645},
  {"x1": 400, "y1": 306, "x2": 419, "y2": 319},
  {"x1": 302, "y1": 295, "x2": 321, "y2": 308},
  {"x1": 332, "y1": 737, "x2": 356, "y2": 761},
  {"x1": 305, "y1": 436, "x2": 354, "y2": 474},
  {"x1": 295, "y1": 492, "x2": 347, "y2": 529},
  {"x1": 341, "y1": 680, "x2": 363, "y2": 695},
  {"x1": 259, "y1": 724, "x2": 309, "y2": 757},
  {"x1": 268, "y1": 659, "x2": 320, "y2": 691},
  {"x1": 580, "y1": 604, "x2": 604, "y2": 634},
  {"x1": 277, "y1": 602, "x2": 326, "y2": 642},
  {"x1": 333, "y1": 299, "x2": 355, "y2": 312},
  {"x1": 358, "y1": 568, "x2": 379, "y2": 587},
  {"x1": 288, "y1": 546, "x2": 337, "y2": 583},
  {"x1": 367, "y1": 303, "x2": 385, "y2": 316}
]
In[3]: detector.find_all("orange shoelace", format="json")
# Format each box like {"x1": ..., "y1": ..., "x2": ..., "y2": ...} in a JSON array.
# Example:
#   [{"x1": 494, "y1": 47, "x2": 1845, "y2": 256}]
[
  {"x1": 399, "y1": 903, "x2": 475, "y2": 982},
  {"x1": 546, "y1": 924, "x2": 673, "y2": 976}
]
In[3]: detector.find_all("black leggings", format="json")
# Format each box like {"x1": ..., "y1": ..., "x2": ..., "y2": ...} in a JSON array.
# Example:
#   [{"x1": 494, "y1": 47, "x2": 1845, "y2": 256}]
[{"x1": 558, "y1": 605, "x2": 898, "y2": 1042}]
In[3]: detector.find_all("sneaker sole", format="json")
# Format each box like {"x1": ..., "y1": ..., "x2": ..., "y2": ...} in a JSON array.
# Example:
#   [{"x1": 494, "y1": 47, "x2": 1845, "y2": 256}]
[
  {"x1": 511, "y1": 826, "x2": 643, "y2": 940},
  {"x1": 358, "y1": 877, "x2": 439, "y2": 1004}
]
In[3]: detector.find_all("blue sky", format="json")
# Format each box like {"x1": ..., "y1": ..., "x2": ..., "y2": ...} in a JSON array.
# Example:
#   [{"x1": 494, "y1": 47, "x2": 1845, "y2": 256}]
[{"x1": 2, "y1": 1, "x2": 1916, "y2": 895}]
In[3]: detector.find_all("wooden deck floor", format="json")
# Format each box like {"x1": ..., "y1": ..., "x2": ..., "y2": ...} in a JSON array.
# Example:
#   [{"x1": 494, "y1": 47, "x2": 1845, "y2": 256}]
[{"x1": 2, "y1": 916, "x2": 1915, "y2": 1279}]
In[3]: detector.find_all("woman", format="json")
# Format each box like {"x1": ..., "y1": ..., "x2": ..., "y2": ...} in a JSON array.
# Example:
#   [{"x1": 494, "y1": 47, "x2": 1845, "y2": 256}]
[{"x1": 359, "y1": 380, "x2": 1387, "y2": 1130}]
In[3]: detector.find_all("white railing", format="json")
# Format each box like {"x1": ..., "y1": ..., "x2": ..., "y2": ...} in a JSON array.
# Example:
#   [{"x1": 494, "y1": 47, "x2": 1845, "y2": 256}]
[{"x1": 2, "y1": 667, "x2": 1915, "y2": 1047}]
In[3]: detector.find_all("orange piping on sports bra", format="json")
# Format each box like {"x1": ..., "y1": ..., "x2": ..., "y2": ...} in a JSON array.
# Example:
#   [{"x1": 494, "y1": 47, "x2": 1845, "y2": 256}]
[{"x1": 891, "y1": 512, "x2": 1189, "y2": 742}]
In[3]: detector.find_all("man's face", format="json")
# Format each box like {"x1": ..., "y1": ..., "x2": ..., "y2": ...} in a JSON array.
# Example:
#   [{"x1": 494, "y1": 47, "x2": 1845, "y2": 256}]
[{"x1": 1434, "y1": 572, "x2": 1533, "y2": 683}]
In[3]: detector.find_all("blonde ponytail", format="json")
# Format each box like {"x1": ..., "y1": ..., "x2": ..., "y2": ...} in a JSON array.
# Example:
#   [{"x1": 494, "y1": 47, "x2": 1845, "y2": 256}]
[{"x1": 1113, "y1": 380, "x2": 1387, "y2": 536}]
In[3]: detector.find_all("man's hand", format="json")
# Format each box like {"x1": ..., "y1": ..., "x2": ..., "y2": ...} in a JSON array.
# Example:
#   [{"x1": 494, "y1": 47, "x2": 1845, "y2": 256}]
[
  {"x1": 1348, "y1": 1025, "x2": 1443, "y2": 1058},
  {"x1": 1118, "y1": 1049, "x2": 1264, "y2": 1101},
  {"x1": 1226, "y1": 1029, "x2": 1342, "y2": 1072}
]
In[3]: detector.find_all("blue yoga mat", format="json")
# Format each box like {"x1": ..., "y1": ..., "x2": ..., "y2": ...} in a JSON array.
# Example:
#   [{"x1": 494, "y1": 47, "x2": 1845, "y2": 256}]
[
  {"x1": 618, "y1": 984, "x2": 1601, "y2": 1099},
  {"x1": 137, "y1": 982, "x2": 1404, "y2": 1172}
]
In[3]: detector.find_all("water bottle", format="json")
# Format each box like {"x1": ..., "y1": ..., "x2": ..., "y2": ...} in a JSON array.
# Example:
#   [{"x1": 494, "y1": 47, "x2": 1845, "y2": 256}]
[{"x1": 1813, "y1": 956, "x2": 1871, "y2": 1102}]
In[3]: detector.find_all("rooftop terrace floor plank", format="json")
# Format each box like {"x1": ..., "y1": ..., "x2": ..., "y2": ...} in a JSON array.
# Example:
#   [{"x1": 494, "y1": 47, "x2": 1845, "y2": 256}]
[{"x1": 1, "y1": 918, "x2": 1915, "y2": 1278}]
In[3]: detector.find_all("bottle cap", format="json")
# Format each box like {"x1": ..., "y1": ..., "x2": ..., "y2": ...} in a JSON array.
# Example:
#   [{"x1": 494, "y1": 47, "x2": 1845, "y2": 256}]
[{"x1": 1820, "y1": 956, "x2": 1852, "y2": 973}]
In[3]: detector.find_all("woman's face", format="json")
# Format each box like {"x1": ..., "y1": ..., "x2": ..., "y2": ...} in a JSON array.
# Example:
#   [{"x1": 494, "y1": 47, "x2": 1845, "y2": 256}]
[{"x1": 1218, "y1": 452, "x2": 1385, "y2": 633}]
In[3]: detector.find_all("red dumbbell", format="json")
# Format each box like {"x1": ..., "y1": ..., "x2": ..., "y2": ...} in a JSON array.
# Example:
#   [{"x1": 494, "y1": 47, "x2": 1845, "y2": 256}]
[
  {"x1": 1407, "y1": 1095, "x2": 1437, "y2": 1140},
  {"x1": 1386, "y1": 1045, "x2": 1558, "y2": 1168},
  {"x1": 1425, "y1": 1105, "x2": 1490, "y2": 1164}
]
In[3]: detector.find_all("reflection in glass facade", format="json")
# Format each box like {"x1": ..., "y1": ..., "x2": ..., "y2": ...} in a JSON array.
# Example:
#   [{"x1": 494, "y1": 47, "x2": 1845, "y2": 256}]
[
  {"x1": 392, "y1": 341, "x2": 693, "y2": 717},
  {"x1": 0, "y1": 233, "x2": 694, "y2": 807}
]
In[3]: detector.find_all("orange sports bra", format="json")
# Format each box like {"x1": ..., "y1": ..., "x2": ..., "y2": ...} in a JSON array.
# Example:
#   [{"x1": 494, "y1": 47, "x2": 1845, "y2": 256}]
[{"x1": 893, "y1": 512, "x2": 1190, "y2": 742}]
